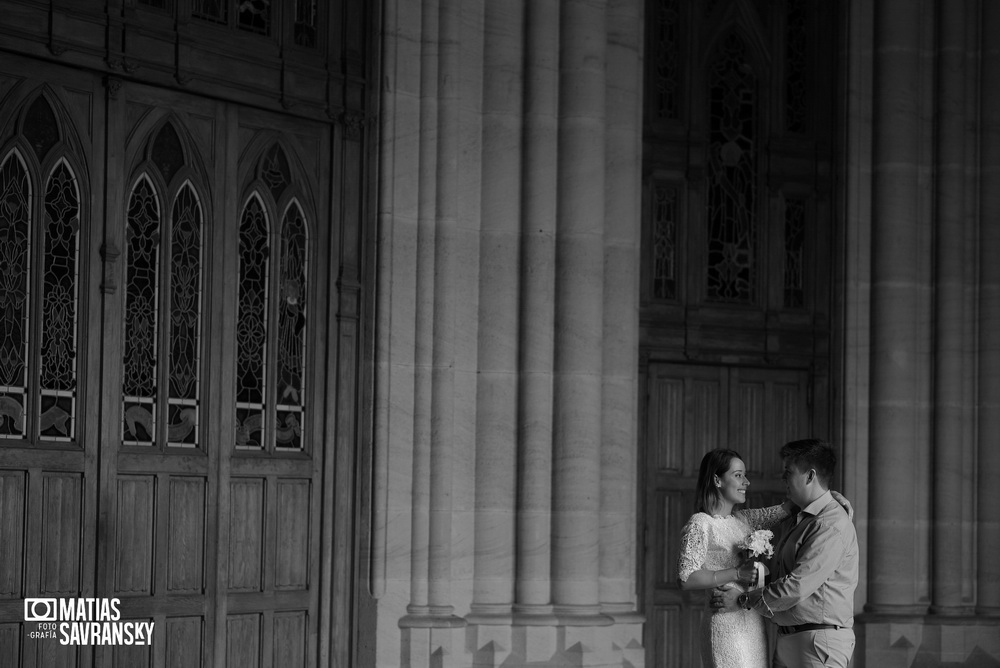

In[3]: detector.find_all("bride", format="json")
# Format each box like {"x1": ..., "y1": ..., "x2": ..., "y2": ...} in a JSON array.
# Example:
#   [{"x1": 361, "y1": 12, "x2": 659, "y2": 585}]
[{"x1": 677, "y1": 448, "x2": 851, "y2": 668}]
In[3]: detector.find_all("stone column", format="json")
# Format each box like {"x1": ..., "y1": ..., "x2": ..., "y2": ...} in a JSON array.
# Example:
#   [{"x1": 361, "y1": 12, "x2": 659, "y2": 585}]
[
  {"x1": 931, "y1": 0, "x2": 977, "y2": 616},
  {"x1": 867, "y1": 0, "x2": 933, "y2": 613},
  {"x1": 514, "y1": 0, "x2": 558, "y2": 619},
  {"x1": 978, "y1": 0, "x2": 1000, "y2": 618},
  {"x1": 551, "y1": 0, "x2": 607, "y2": 617},
  {"x1": 470, "y1": 0, "x2": 524, "y2": 621},
  {"x1": 600, "y1": 0, "x2": 642, "y2": 617},
  {"x1": 406, "y1": 0, "x2": 439, "y2": 618}
]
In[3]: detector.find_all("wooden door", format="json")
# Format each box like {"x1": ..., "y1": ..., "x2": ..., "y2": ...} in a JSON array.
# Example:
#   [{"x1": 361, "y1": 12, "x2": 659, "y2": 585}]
[
  {"x1": 642, "y1": 362, "x2": 809, "y2": 667},
  {"x1": 0, "y1": 64, "x2": 340, "y2": 668}
]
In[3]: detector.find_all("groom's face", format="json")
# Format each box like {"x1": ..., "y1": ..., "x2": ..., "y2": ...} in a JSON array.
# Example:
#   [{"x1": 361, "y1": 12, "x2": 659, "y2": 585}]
[{"x1": 782, "y1": 458, "x2": 810, "y2": 507}]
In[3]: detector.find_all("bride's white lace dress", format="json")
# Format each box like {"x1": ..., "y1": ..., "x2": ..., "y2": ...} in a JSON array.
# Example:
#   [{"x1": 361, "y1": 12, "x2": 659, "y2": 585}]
[{"x1": 677, "y1": 506, "x2": 787, "y2": 668}]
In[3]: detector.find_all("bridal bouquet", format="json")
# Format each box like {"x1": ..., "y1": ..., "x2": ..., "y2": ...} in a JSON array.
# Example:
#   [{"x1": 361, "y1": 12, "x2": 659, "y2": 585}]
[{"x1": 738, "y1": 529, "x2": 774, "y2": 590}]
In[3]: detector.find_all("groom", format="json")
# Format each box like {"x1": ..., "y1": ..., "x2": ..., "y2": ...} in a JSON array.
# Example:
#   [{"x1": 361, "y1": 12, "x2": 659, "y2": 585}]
[{"x1": 712, "y1": 439, "x2": 859, "y2": 668}]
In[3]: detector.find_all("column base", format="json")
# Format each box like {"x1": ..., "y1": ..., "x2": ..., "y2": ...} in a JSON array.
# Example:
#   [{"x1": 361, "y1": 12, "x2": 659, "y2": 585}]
[
  {"x1": 855, "y1": 612, "x2": 1000, "y2": 667},
  {"x1": 465, "y1": 610, "x2": 645, "y2": 667}
]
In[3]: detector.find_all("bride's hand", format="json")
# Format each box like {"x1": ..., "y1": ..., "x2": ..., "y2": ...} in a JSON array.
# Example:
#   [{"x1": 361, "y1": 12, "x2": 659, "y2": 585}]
[
  {"x1": 735, "y1": 558, "x2": 757, "y2": 587},
  {"x1": 831, "y1": 490, "x2": 854, "y2": 520}
]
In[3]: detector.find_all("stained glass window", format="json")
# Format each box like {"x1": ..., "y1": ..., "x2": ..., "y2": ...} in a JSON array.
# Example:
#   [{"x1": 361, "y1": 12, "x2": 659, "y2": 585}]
[
  {"x1": 193, "y1": 0, "x2": 227, "y2": 24},
  {"x1": 652, "y1": 184, "x2": 678, "y2": 300},
  {"x1": 706, "y1": 34, "x2": 758, "y2": 303},
  {"x1": 39, "y1": 161, "x2": 80, "y2": 441},
  {"x1": 653, "y1": 0, "x2": 680, "y2": 121},
  {"x1": 295, "y1": 0, "x2": 317, "y2": 47},
  {"x1": 783, "y1": 199, "x2": 805, "y2": 309},
  {"x1": 238, "y1": 0, "x2": 271, "y2": 36},
  {"x1": 167, "y1": 184, "x2": 203, "y2": 447},
  {"x1": 0, "y1": 151, "x2": 31, "y2": 439},
  {"x1": 785, "y1": 0, "x2": 808, "y2": 134},
  {"x1": 275, "y1": 203, "x2": 306, "y2": 450},
  {"x1": 236, "y1": 194, "x2": 269, "y2": 450},
  {"x1": 123, "y1": 176, "x2": 161, "y2": 446}
]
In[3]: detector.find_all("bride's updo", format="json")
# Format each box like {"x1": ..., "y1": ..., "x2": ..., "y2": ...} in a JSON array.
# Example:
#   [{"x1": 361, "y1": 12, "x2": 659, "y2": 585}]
[{"x1": 695, "y1": 448, "x2": 744, "y2": 513}]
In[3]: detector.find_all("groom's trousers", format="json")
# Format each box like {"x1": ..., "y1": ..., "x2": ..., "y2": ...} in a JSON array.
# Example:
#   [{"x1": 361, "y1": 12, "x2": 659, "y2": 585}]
[{"x1": 773, "y1": 627, "x2": 855, "y2": 668}]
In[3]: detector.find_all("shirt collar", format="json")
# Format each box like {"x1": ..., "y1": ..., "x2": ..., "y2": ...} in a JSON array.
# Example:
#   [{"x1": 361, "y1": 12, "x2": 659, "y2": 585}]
[{"x1": 799, "y1": 490, "x2": 833, "y2": 519}]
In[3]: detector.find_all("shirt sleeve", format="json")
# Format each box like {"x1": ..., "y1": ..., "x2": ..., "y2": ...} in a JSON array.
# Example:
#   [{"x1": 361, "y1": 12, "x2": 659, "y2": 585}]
[
  {"x1": 678, "y1": 515, "x2": 709, "y2": 582},
  {"x1": 737, "y1": 504, "x2": 790, "y2": 531},
  {"x1": 757, "y1": 517, "x2": 849, "y2": 612}
]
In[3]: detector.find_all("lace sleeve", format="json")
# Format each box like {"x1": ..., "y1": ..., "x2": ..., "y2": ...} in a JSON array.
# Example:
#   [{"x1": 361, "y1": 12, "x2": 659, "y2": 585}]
[
  {"x1": 677, "y1": 514, "x2": 710, "y2": 582},
  {"x1": 737, "y1": 504, "x2": 789, "y2": 530}
]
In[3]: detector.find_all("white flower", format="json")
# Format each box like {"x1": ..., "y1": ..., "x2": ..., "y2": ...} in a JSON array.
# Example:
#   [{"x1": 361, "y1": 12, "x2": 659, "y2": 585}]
[{"x1": 739, "y1": 529, "x2": 774, "y2": 559}]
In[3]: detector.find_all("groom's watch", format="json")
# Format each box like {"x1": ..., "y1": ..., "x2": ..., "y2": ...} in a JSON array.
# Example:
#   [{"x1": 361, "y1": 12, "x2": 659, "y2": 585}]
[{"x1": 737, "y1": 593, "x2": 751, "y2": 610}]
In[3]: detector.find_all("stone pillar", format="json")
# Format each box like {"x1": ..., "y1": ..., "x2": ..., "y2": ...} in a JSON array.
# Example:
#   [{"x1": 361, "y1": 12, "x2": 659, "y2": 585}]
[
  {"x1": 930, "y1": 0, "x2": 977, "y2": 616},
  {"x1": 600, "y1": 0, "x2": 642, "y2": 618},
  {"x1": 514, "y1": 0, "x2": 558, "y2": 619},
  {"x1": 867, "y1": 0, "x2": 933, "y2": 613},
  {"x1": 978, "y1": 0, "x2": 1000, "y2": 618},
  {"x1": 470, "y1": 0, "x2": 524, "y2": 621},
  {"x1": 551, "y1": 0, "x2": 607, "y2": 617}
]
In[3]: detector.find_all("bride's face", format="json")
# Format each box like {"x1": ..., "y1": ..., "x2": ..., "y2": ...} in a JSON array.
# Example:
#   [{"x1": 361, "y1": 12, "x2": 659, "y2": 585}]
[{"x1": 716, "y1": 458, "x2": 749, "y2": 507}]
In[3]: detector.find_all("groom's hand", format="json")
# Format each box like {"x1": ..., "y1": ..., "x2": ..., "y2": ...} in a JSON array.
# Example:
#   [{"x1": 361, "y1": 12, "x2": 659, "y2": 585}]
[{"x1": 710, "y1": 583, "x2": 741, "y2": 613}]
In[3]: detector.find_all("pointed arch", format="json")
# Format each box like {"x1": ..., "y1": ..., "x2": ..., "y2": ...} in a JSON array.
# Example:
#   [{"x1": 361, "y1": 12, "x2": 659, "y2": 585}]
[
  {"x1": 22, "y1": 94, "x2": 61, "y2": 164},
  {"x1": 122, "y1": 173, "x2": 162, "y2": 445},
  {"x1": 235, "y1": 191, "x2": 270, "y2": 450},
  {"x1": 275, "y1": 198, "x2": 307, "y2": 450},
  {"x1": 705, "y1": 30, "x2": 760, "y2": 304},
  {"x1": 166, "y1": 180, "x2": 204, "y2": 447},
  {"x1": 39, "y1": 157, "x2": 81, "y2": 440},
  {"x1": 0, "y1": 148, "x2": 32, "y2": 438}
]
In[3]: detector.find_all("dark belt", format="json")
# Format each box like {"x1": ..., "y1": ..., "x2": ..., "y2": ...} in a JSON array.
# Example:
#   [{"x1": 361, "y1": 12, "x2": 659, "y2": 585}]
[{"x1": 777, "y1": 623, "x2": 843, "y2": 636}]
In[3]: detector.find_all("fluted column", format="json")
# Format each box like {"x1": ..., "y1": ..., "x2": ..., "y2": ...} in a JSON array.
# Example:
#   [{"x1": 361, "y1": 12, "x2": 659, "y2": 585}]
[
  {"x1": 600, "y1": 0, "x2": 641, "y2": 615},
  {"x1": 406, "y1": 0, "x2": 438, "y2": 617},
  {"x1": 867, "y1": 0, "x2": 933, "y2": 613},
  {"x1": 427, "y1": 0, "x2": 460, "y2": 617},
  {"x1": 470, "y1": 0, "x2": 524, "y2": 620},
  {"x1": 931, "y1": 0, "x2": 977, "y2": 616},
  {"x1": 978, "y1": 0, "x2": 1000, "y2": 618},
  {"x1": 551, "y1": 0, "x2": 607, "y2": 615},
  {"x1": 514, "y1": 0, "x2": 559, "y2": 616}
]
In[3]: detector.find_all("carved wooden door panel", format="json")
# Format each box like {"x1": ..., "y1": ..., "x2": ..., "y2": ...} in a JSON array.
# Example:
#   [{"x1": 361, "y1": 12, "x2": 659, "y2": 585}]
[
  {"x1": 93, "y1": 83, "x2": 331, "y2": 668},
  {"x1": 642, "y1": 362, "x2": 809, "y2": 667},
  {"x1": 0, "y1": 60, "x2": 104, "y2": 668}
]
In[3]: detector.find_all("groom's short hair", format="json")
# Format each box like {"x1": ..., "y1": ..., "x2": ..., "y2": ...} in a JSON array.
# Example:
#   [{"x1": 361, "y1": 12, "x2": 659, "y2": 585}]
[{"x1": 780, "y1": 438, "x2": 836, "y2": 487}]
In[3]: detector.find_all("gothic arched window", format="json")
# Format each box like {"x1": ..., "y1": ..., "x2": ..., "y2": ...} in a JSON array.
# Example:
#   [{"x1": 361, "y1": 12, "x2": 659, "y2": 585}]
[
  {"x1": 0, "y1": 93, "x2": 83, "y2": 443},
  {"x1": 122, "y1": 121, "x2": 205, "y2": 448},
  {"x1": 235, "y1": 144, "x2": 309, "y2": 453}
]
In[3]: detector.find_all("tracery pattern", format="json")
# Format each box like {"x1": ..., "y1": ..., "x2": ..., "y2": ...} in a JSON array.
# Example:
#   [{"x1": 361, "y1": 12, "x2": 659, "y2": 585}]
[
  {"x1": 261, "y1": 145, "x2": 291, "y2": 202},
  {"x1": 652, "y1": 184, "x2": 677, "y2": 300},
  {"x1": 167, "y1": 184, "x2": 203, "y2": 446},
  {"x1": 193, "y1": 0, "x2": 227, "y2": 24},
  {"x1": 783, "y1": 198, "x2": 805, "y2": 309},
  {"x1": 785, "y1": 0, "x2": 807, "y2": 134},
  {"x1": 706, "y1": 34, "x2": 758, "y2": 303},
  {"x1": 236, "y1": 195, "x2": 269, "y2": 449},
  {"x1": 123, "y1": 176, "x2": 160, "y2": 445},
  {"x1": 24, "y1": 96, "x2": 59, "y2": 163},
  {"x1": 152, "y1": 123, "x2": 185, "y2": 188},
  {"x1": 0, "y1": 152, "x2": 30, "y2": 438},
  {"x1": 239, "y1": 0, "x2": 271, "y2": 36},
  {"x1": 295, "y1": 0, "x2": 317, "y2": 47},
  {"x1": 40, "y1": 161, "x2": 80, "y2": 440},
  {"x1": 275, "y1": 203, "x2": 306, "y2": 450},
  {"x1": 653, "y1": 0, "x2": 680, "y2": 121}
]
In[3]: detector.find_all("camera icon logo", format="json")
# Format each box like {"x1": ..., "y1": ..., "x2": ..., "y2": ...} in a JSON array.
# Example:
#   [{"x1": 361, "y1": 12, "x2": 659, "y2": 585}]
[{"x1": 24, "y1": 598, "x2": 58, "y2": 622}]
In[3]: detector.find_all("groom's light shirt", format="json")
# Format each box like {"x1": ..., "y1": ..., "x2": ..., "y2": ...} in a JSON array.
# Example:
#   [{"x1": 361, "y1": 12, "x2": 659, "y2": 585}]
[{"x1": 747, "y1": 491, "x2": 859, "y2": 628}]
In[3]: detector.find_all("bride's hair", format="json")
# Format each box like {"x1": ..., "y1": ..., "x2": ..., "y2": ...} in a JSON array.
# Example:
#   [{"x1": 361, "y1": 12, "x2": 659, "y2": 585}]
[{"x1": 696, "y1": 448, "x2": 744, "y2": 513}]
